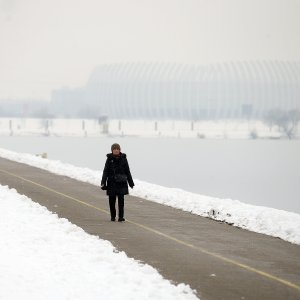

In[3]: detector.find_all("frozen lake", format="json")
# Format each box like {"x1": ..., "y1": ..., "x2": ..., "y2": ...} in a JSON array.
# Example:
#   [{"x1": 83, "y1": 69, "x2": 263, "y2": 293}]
[{"x1": 0, "y1": 136, "x2": 299, "y2": 214}]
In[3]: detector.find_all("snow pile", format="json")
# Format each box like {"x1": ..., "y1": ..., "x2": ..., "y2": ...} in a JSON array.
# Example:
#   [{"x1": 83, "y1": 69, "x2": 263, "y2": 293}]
[
  {"x1": 0, "y1": 184, "x2": 197, "y2": 300},
  {"x1": 132, "y1": 181, "x2": 300, "y2": 245},
  {"x1": 1, "y1": 147, "x2": 300, "y2": 245}
]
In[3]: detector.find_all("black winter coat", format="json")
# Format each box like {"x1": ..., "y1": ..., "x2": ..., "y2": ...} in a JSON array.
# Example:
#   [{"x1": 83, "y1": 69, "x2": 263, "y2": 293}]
[{"x1": 101, "y1": 153, "x2": 134, "y2": 196}]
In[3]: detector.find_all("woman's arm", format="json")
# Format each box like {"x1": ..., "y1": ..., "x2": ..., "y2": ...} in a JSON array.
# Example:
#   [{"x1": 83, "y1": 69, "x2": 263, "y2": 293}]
[
  {"x1": 124, "y1": 157, "x2": 134, "y2": 188},
  {"x1": 101, "y1": 159, "x2": 109, "y2": 186}
]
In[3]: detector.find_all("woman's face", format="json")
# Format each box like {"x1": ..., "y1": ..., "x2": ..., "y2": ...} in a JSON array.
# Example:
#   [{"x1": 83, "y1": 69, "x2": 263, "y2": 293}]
[{"x1": 112, "y1": 148, "x2": 120, "y2": 155}]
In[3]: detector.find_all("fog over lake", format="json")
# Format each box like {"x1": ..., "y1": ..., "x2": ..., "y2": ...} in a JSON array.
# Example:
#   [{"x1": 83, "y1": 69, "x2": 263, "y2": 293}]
[{"x1": 1, "y1": 136, "x2": 299, "y2": 214}]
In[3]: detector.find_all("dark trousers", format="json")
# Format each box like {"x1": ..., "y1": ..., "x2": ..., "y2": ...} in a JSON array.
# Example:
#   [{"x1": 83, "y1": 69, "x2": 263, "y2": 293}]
[{"x1": 109, "y1": 195, "x2": 124, "y2": 219}]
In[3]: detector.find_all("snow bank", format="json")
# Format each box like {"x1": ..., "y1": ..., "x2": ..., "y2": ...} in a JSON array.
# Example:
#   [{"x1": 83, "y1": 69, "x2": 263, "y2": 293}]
[
  {"x1": 131, "y1": 181, "x2": 300, "y2": 245},
  {"x1": 0, "y1": 118, "x2": 285, "y2": 139},
  {"x1": 0, "y1": 184, "x2": 197, "y2": 300},
  {"x1": 1, "y1": 147, "x2": 300, "y2": 245}
]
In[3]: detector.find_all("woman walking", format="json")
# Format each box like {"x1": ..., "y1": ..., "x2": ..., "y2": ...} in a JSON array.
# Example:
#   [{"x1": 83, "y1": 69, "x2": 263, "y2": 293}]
[{"x1": 101, "y1": 143, "x2": 134, "y2": 222}]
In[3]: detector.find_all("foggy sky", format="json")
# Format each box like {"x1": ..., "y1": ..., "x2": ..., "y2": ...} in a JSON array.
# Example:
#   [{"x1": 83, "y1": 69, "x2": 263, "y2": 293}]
[{"x1": 0, "y1": 0, "x2": 300, "y2": 100}]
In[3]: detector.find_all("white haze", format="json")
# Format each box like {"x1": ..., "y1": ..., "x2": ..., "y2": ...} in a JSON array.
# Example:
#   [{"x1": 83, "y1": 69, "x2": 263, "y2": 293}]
[{"x1": 0, "y1": 0, "x2": 300, "y2": 99}]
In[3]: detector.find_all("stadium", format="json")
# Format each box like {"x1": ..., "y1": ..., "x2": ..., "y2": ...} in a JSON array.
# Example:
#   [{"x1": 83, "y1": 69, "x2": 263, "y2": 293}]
[{"x1": 52, "y1": 61, "x2": 300, "y2": 119}]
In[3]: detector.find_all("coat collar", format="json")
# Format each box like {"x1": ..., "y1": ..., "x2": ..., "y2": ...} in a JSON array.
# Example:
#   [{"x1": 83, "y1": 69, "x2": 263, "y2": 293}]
[{"x1": 107, "y1": 152, "x2": 126, "y2": 159}]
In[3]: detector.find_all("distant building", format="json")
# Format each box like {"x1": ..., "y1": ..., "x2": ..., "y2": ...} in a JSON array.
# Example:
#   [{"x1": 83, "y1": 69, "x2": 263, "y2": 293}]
[
  {"x1": 51, "y1": 61, "x2": 300, "y2": 119},
  {"x1": 0, "y1": 99, "x2": 50, "y2": 118},
  {"x1": 51, "y1": 87, "x2": 85, "y2": 118}
]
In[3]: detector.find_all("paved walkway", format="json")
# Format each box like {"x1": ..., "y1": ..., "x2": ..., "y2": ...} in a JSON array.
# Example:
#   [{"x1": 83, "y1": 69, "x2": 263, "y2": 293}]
[{"x1": 0, "y1": 157, "x2": 299, "y2": 300}]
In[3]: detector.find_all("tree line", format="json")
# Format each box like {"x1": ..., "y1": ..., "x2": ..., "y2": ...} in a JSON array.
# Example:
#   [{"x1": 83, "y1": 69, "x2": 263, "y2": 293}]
[{"x1": 264, "y1": 109, "x2": 300, "y2": 139}]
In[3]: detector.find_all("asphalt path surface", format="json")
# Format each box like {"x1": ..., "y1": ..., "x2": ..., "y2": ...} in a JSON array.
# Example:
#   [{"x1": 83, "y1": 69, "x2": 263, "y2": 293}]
[{"x1": 0, "y1": 157, "x2": 299, "y2": 300}]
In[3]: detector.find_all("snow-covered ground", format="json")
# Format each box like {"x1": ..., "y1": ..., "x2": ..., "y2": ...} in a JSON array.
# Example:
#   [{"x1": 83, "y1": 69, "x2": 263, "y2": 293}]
[
  {"x1": 0, "y1": 117, "x2": 290, "y2": 139},
  {"x1": 1, "y1": 147, "x2": 300, "y2": 245},
  {"x1": 0, "y1": 184, "x2": 197, "y2": 300}
]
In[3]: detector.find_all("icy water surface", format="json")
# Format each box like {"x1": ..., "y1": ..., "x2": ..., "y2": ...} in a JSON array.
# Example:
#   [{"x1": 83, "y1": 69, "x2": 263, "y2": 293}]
[{"x1": 1, "y1": 136, "x2": 299, "y2": 213}]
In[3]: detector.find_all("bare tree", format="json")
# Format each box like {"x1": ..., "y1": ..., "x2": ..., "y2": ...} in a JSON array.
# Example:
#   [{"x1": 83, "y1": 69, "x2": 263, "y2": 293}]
[{"x1": 264, "y1": 109, "x2": 300, "y2": 139}]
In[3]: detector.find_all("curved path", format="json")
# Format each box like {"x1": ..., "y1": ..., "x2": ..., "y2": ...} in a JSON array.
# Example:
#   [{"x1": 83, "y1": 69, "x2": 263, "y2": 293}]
[{"x1": 0, "y1": 157, "x2": 299, "y2": 300}]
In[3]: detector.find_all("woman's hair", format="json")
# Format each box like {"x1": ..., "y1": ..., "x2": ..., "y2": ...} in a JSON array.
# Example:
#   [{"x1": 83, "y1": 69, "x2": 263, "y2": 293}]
[{"x1": 111, "y1": 143, "x2": 121, "y2": 151}]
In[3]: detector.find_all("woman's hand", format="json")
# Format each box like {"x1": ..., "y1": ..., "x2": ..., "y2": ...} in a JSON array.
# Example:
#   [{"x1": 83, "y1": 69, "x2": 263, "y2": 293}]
[{"x1": 101, "y1": 184, "x2": 107, "y2": 190}]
